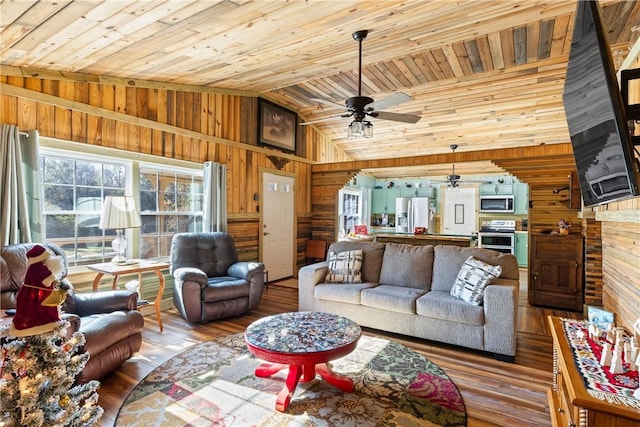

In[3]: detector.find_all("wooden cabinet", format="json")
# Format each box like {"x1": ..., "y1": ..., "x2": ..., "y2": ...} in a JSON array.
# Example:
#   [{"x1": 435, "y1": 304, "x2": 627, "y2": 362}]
[
  {"x1": 547, "y1": 316, "x2": 640, "y2": 427},
  {"x1": 529, "y1": 234, "x2": 583, "y2": 311}
]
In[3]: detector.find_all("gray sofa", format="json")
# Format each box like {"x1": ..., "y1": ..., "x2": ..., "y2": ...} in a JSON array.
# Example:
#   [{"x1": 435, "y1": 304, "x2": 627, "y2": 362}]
[{"x1": 299, "y1": 241, "x2": 520, "y2": 360}]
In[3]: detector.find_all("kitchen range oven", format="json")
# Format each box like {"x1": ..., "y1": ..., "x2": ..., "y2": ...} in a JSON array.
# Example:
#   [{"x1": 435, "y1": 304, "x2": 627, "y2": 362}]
[{"x1": 478, "y1": 219, "x2": 516, "y2": 254}]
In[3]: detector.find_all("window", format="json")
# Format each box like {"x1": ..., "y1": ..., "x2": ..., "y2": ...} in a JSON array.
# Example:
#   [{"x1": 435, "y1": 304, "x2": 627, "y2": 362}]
[
  {"x1": 139, "y1": 166, "x2": 204, "y2": 258},
  {"x1": 41, "y1": 154, "x2": 128, "y2": 265},
  {"x1": 40, "y1": 145, "x2": 204, "y2": 266}
]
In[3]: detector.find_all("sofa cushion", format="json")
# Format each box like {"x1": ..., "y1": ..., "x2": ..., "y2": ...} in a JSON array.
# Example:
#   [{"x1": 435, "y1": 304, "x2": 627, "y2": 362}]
[
  {"x1": 327, "y1": 241, "x2": 385, "y2": 283},
  {"x1": 315, "y1": 282, "x2": 378, "y2": 304},
  {"x1": 416, "y1": 290, "x2": 485, "y2": 326},
  {"x1": 450, "y1": 256, "x2": 502, "y2": 305},
  {"x1": 379, "y1": 244, "x2": 434, "y2": 290},
  {"x1": 360, "y1": 285, "x2": 426, "y2": 314},
  {"x1": 203, "y1": 277, "x2": 249, "y2": 302},
  {"x1": 325, "y1": 250, "x2": 363, "y2": 283},
  {"x1": 431, "y1": 246, "x2": 519, "y2": 292}
]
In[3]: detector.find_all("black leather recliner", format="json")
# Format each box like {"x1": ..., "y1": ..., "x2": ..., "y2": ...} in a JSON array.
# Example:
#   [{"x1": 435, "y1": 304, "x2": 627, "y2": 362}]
[
  {"x1": 170, "y1": 232, "x2": 265, "y2": 323},
  {"x1": 0, "y1": 243, "x2": 144, "y2": 383}
]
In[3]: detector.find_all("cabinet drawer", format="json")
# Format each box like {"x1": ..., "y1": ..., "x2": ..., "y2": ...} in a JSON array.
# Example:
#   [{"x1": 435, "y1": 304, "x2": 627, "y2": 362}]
[
  {"x1": 556, "y1": 365, "x2": 577, "y2": 427},
  {"x1": 559, "y1": 385, "x2": 577, "y2": 427},
  {"x1": 532, "y1": 241, "x2": 579, "y2": 260}
]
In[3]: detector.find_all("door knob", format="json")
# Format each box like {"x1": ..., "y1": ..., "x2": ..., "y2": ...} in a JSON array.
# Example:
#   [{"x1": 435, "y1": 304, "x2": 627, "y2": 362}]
[{"x1": 264, "y1": 232, "x2": 271, "y2": 236}]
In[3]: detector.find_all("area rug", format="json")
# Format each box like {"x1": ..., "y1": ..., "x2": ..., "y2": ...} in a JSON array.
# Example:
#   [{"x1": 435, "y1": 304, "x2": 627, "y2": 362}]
[{"x1": 116, "y1": 333, "x2": 466, "y2": 426}]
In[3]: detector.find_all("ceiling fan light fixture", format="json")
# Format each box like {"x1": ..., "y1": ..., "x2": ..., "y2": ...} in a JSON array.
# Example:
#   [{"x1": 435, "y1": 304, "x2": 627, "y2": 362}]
[
  {"x1": 305, "y1": 30, "x2": 419, "y2": 135},
  {"x1": 364, "y1": 121, "x2": 373, "y2": 138},
  {"x1": 347, "y1": 120, "x2": 373, "y2": 139}
]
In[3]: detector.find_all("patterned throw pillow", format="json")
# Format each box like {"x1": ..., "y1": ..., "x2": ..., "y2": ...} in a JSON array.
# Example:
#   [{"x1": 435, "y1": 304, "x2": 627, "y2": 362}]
[
  {"x1": 450, "y1": 256, "x2": 502, "y2": 305},
  {"x1": 325, "y1": 250, "x2": 363, "y2": 283}
]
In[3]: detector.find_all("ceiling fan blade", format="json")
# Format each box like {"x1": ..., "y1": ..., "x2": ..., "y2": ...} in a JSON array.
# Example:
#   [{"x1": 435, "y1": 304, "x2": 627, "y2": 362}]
[
  {"x1": 371, "y1": 110, "x2": 421, "y2": 123},
  {"x1": 310, "y1": 98, "x2": 346, "y2": 110},
  {"x1": 367, "y1": 92, "x2": 412, "y2": 111},
  {"x1": 300, "y1": 113, "x2": 351, "y2": 125}
]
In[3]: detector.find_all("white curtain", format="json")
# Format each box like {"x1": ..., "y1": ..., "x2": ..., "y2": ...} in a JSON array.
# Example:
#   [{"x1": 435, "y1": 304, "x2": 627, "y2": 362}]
[
  {"x1": 0, "y1": 125, "x2": 42, "y2": 245},
  {"x1": 203, "y1": 161, "x2": 227, "y2": 232}
]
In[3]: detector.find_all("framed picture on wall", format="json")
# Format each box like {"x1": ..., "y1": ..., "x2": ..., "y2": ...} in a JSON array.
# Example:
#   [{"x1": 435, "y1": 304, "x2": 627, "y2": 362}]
[
  {"x1": 586, "y1": 305, "x2": 614, "y2": 330},
  {"x1": 258, "y1": 98, "x2": 297, "y2": 153}
]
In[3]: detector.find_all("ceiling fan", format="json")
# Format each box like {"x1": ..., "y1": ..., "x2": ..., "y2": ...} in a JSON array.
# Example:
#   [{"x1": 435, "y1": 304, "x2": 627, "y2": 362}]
[
  {"x1": 438, "y1": 144, "x2": 492, "y2": 188},
  {"x1": 301, "y1": 30, "x2": 421, "y2": 128}
]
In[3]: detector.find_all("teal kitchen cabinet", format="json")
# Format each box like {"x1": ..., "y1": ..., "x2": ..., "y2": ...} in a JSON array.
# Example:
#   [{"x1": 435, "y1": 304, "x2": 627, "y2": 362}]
[
  {"x1": 371, "y1": 189, "x2": 387, "y2": 214},
  {"x1": 515, "y1": 231, "x2": 528, "y2": 267},
  {"x1": 480, "y1": 183, "x2": 514, "y2": 195},
  {"x1": 514, "y1": 182, "x2": 529, "y2": 214}
]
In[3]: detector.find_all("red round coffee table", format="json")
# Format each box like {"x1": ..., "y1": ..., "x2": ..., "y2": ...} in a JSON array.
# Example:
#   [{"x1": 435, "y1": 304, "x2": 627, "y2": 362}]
[{"x1": 244, "y1": 311, "x2": 362, "y2": 411}]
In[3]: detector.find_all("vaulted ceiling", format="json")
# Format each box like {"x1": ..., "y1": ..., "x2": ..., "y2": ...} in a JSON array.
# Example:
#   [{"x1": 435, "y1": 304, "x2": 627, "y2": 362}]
[{"x1": 1, "y1": 1, "x2": 639, "y2": 181}]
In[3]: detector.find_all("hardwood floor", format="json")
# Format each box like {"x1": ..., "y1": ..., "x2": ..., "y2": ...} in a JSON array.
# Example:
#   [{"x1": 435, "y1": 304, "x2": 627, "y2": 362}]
[{"x1": 96, "y1": 272, "x2": 583, "y2": 426}]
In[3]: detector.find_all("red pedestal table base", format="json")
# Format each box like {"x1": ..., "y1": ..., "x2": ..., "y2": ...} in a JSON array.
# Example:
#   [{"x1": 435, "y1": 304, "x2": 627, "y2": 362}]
[
  {"x1": 244, "y1": 311, "x2": 362, "y2": 412},
  {"x1": 255, "y1": 362, "x2": 354, "y2": 411}
]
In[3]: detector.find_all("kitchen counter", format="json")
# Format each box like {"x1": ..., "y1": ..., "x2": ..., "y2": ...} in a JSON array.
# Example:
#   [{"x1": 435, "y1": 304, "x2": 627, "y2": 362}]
[{"x1": 373, "y1": 233, "x2": 476, "y2": 247}]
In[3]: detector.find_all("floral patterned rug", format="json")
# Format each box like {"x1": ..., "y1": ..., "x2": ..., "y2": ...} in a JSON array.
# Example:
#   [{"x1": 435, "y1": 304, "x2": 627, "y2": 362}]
[{"x1": 116, "y1": 333, "x2": 466, "y2": 426}]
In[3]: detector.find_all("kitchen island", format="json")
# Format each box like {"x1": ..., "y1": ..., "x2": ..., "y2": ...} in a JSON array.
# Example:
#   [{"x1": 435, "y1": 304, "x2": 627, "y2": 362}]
[{"x1": 372, "y1": 232, "x2": 476, "y2": 247}]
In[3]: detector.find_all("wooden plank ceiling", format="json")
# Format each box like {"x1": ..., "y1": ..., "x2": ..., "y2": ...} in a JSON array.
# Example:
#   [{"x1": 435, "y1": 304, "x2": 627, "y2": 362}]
[{"x1": 1, "y1": 0, "x2": 638, "y2": 182}]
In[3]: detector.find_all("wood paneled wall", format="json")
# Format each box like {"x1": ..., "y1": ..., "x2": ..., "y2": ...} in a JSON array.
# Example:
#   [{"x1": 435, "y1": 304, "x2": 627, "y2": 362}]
[
  {"x1": 582, "y1": 217, "x2": 603, "y2": 307},
  {"x1": 528, "y1": 186, "x2": 582, "y2": 235},
  {"x1": 592, "y1": 51, "x2": 640, "y2": 332},
  {"x1": 0, "y1": 75, "x2": 351, "y2": 270},
  {"x1": 594, "y1": 196, "x2": 640, "y2": 331},
  {"x1": 599, "y1": 212, "x2": 640, "y2": 331}
]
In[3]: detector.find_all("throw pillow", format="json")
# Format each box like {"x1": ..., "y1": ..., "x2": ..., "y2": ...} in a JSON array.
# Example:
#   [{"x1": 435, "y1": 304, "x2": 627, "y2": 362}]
[
  {"x1": 450, "y1": 256, "x2": 502, "y2": 305},
  {"x1": 378, "y1": 243, "x2": 434, "y2": 290},
  {"x1": 325, "y1": 250, "x2": 363, "y2": 283}
]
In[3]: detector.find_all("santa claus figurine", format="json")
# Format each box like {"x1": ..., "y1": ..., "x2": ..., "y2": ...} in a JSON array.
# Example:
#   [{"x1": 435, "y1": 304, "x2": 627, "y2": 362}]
[{"x1": 9, "y1": 245, "x2": 69, "y2": 337}]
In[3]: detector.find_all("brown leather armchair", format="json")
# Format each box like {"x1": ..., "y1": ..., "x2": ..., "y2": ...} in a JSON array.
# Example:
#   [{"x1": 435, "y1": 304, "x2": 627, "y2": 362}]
[
  {"x1": 0, "y1": 243, "x2": 144, "y2": 383},
  {"x1": 170, "y1": 232, "x2": 265, "y2": 323}
]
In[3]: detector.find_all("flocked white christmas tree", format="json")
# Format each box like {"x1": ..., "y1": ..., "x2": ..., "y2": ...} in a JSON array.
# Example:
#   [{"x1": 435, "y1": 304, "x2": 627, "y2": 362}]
[
  {"x1": 0, "y1": 320, "x2": 103, "y2": 426},
  {"x1": 1, "y1": 244, "x2": 103, "y2": 426}
]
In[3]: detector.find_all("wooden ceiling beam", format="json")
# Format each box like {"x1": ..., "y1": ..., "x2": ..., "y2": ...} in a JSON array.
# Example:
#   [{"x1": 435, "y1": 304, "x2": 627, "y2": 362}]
[{"x1": 312, "y1": 143, "x2": 574, "y2": 173}]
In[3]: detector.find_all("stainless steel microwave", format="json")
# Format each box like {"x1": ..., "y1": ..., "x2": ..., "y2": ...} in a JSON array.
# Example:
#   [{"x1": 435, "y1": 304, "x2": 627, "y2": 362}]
[{"x1": 479, "y1": 195, "x2": 514, "y2": 213}]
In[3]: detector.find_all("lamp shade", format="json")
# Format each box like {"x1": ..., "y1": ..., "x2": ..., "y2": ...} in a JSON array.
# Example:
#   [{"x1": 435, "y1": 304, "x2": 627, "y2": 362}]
[{"x1": 99, "y1": 196, "x2": 141, "y2": 230}]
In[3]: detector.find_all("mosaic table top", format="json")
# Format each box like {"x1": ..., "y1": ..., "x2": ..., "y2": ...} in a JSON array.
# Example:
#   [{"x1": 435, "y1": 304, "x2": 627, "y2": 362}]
[{"x1": 244, "y1": 311, "x2": 361, "y2": 354}]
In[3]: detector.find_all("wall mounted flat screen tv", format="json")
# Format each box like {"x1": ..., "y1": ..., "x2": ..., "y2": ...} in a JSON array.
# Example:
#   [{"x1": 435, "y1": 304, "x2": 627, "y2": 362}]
[{"x1": 563, "y1": 0, "x2": 640, "y2": 207}]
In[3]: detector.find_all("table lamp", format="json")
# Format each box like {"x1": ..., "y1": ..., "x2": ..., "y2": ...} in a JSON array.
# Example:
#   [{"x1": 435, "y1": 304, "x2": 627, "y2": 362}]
[{"x1": 99, "y1": 196, "x2": 141, "y2": 264}]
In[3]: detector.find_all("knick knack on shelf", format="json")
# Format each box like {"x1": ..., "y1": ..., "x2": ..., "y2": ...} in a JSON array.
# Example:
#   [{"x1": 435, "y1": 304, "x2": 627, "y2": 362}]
[
  {"x1": 628, "y1": 344, "x2": 638, "y2": 370},
  {"x1": 600, "y1": 342, "x2": 612, "y2": 366},
  {"x1": 610, "y1": 345, "x2": 624, "y2": 374},
  {"x1": 558, "y1": 219, "x2": 571, "y2": 235}
]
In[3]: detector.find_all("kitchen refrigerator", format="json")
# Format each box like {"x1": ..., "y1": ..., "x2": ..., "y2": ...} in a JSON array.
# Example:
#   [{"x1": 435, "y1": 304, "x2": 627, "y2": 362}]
[{"x1": 395, "y1": 197, "x2": 435, "y2": 233}]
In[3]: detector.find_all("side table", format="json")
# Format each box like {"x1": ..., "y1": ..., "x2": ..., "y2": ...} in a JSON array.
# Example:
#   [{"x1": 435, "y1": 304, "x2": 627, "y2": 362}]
[
  {"x1": 87, "y1": 260, "x2": 169, "y2": 332},
  {"x1": 245, "y1": 311, "x2": 361, "y2": 411},
  {"x1": 547, "y1": 316, "x2": 640, "y2": 426}
]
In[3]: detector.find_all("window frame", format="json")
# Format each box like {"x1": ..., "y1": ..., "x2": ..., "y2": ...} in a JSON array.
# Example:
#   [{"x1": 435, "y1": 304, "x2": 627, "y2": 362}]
[{"x1": 39, "y1": 138, "x2": 204, "y2": 267}]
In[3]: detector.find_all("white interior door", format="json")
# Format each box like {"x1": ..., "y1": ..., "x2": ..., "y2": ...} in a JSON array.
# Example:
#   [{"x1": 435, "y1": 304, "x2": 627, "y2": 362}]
[
  {"x1": 262, "y1": 173, "x2": 295, "y2": 281},
  {"x1": 443, "y1": 187, "x2": 477, "y2": 235}
]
